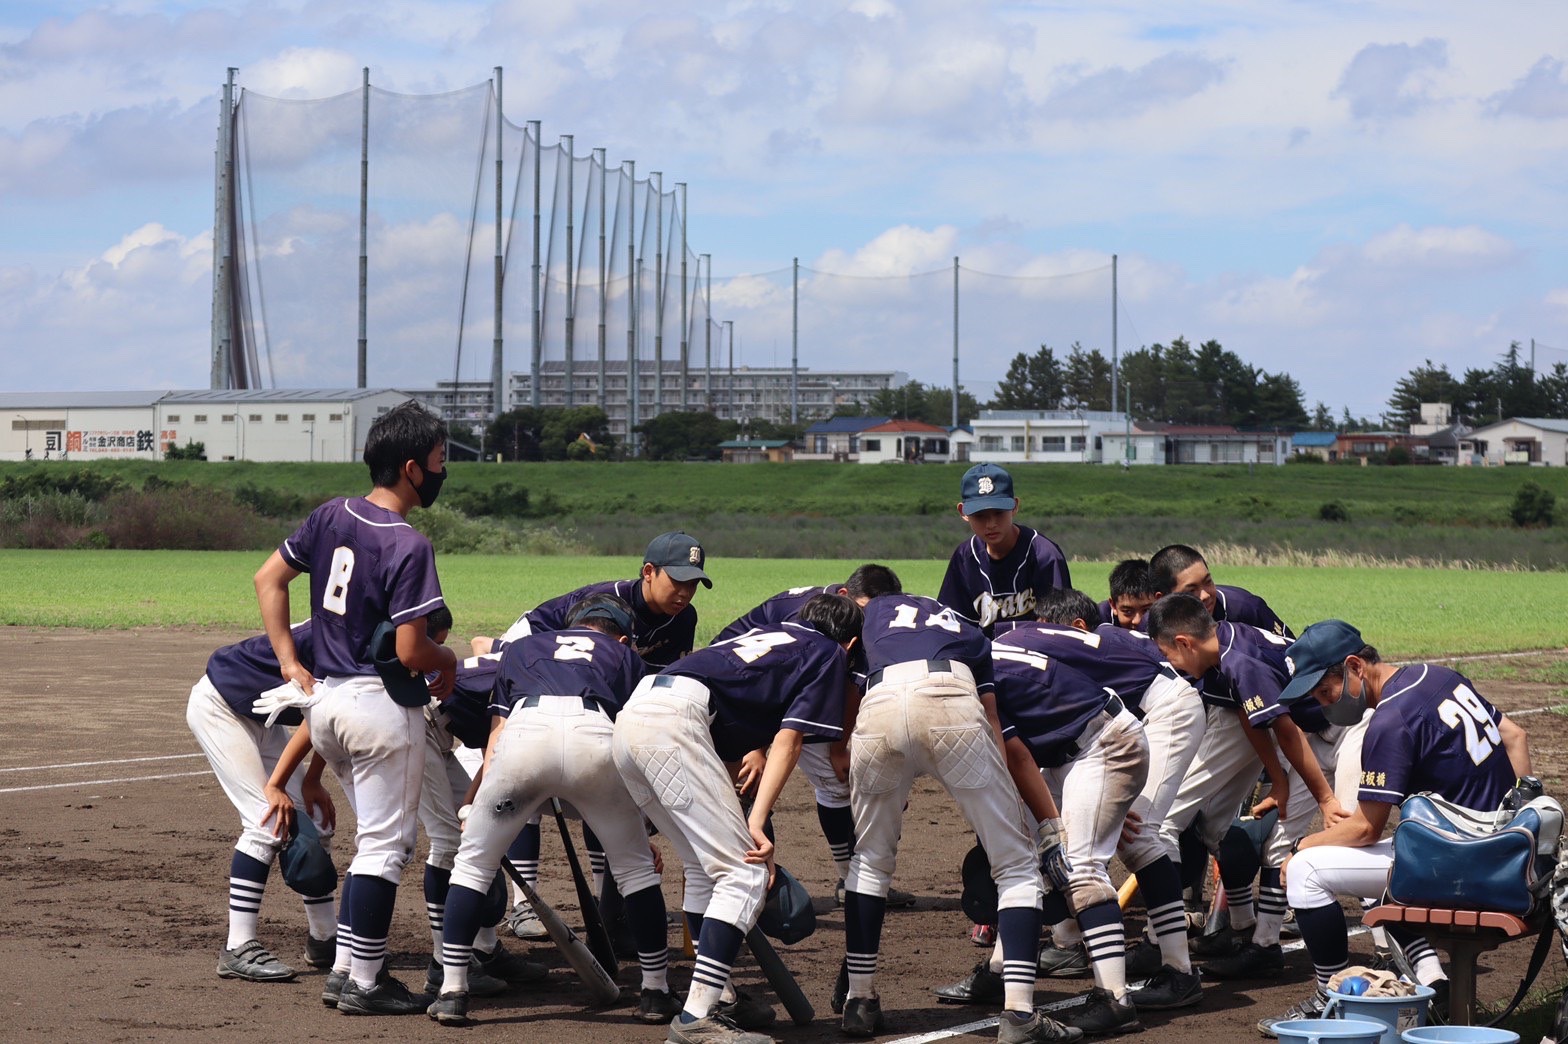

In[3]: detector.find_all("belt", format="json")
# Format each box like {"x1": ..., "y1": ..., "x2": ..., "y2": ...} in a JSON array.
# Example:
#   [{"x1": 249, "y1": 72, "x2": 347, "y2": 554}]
[
  {"x1": 646, "y1": 673, "x2": 716, "y2": 720},
  {"x1": 517, "y1": 693, "x2": 609, "y2": 715},
  {"x1": 1042, "y1": 692, "x2": 1124, "y2": 768},
  {"x1": 865, "y1": 659, "x2": 961, "y2": 690}
]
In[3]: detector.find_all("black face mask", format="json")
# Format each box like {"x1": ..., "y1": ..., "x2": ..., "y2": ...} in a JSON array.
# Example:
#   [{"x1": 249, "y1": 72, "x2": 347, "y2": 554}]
[
  {"x1": 1324, "y1": 668, "x2": 1368, "y2": 726},
  {"x1": 415, "y1": 463, "x2": 445, "y2": 509}
]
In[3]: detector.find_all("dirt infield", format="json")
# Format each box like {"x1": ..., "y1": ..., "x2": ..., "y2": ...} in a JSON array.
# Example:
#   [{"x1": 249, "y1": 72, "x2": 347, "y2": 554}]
[{"x1": 4, "y1": 627, "x2": 1566, "y2": 1043}]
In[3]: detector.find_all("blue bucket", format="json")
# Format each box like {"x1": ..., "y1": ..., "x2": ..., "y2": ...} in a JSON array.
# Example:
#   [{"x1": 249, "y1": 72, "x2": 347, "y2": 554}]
[
  {"x1": 1400, "y1": 1028, "x2": 1521, "y2": 1043},
  {"x1": 1323, "y1": 983, "x2": 1436, "y2": 1044},
  {"x1": 1273, "y1": 1018, "x2": 1388, "y2": 1043}
]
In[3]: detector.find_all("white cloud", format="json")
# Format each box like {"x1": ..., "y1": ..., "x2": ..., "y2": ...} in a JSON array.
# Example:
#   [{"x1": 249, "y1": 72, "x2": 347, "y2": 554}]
[
  {"x1": 1361, "y1": 224, "x2": 1517, "y2": 270},
  {"x1": 1485, "y1": 56, "x2": 1568, "y2": 120},
  {"x1": 1042, "y1": 51, "x2": 1228, "y2": 121},
  {"x1": 1334, "y1": 38, "x2": 1449, "y2": 119}
]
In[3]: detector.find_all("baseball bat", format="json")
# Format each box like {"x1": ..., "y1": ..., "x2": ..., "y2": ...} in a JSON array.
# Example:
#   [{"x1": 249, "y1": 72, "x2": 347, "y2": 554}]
[
  {"x1": 744, "y1": 927, "x2": 814, "y2": 1027},
  {"x1": 550, "y1": 799, "x2": 620, "y2": 976},
  {"x1": 1117, "y1": 874, "x2": 1140, "y2": 910},
  {"x1": 499, "y1": 857, "x2": 621, "y2": 1006}
]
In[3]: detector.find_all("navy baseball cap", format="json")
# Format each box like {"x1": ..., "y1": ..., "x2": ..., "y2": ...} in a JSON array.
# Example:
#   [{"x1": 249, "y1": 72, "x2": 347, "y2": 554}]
[
  {"x1": 1278, "y1": 619, "x2": 1365, "y2": 703},
  {"x1": 644, "y1": 531, "x2": 712, "y2": 588},
  {"x1": 960, "y1": 463, "x2": 1016, "y2": 514}
]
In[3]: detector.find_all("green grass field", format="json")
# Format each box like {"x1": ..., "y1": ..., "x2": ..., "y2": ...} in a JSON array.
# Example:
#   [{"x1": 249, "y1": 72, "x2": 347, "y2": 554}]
[{"x1": 7, "y1": 549, "x2": 1564, "y2": 657}]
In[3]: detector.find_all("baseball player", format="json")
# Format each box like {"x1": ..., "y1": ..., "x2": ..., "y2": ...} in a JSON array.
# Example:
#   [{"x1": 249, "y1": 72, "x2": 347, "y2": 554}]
[
  {"x1": 1148, "y1": 544, "x2": 1293, "y2": 639},
  {"x1": 614, "y1": 594, "x2": 860, "y2": 1044},
  {"x1": 1261, "y1": 620, "x2": 1533, "y2": 1035},
  {"x1": 415, "y1": 605, "x2": 545, "y2": 1000},
  {"x1": 428, "y1": 594, "x2": 679, "y2": 1026},
  {"x1": 985, "y1": 617, "x2": 1151, "y2": 1035},
  {"x1": 1145, "y1": 594, "x2": 1314, "y2": 978},
  {"x1": 186, "y1": 621, "x2": 338, "y2": 983},
  {"x1": 480, "y1": 530, "x2": 709, "y2": 667},
  {"x1": 255, "y1": 400, "x2": 457, "y2": 1017},
  {"x1": 939, "y1": 462, "x2": 1071, "y2": 637},
  {"x1": 711, "y1": 564, "x2": 914, "y2": 908},
  {"x1": 1015, "y1": 588, "x2": 1207, "y2": 1014},
  {"x1": 1096, "y1": 559, "x2": 1157, "y2": 630},
  {"x1": 839, "y1": 591, "x2": 1081, "y2": 1043}
]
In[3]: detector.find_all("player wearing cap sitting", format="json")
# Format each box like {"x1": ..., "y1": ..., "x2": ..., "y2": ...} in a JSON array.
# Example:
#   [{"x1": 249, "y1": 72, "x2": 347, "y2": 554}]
[{"x1": 1260, "y1": 620, "x2": 1532, "y2": 1037}]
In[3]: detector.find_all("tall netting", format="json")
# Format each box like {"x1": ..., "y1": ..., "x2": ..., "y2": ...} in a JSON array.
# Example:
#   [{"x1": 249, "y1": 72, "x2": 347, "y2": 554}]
[
  {"x1": 234, "y1": 83, "x2": 493, "y2": 390},
  {"x1": 226, "y1": 74, "x2": 1117, "y2": 434}
]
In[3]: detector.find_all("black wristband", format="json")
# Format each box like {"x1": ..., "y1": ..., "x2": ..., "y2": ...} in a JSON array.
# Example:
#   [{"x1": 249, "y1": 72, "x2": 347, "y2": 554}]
[{"x1": 1289, "y1": 838, "x2": 1302, "y2": 855}]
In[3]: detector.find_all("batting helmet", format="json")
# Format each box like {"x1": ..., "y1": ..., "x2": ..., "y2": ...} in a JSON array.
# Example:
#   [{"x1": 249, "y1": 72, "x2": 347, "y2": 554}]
[
  {"x1": 757, "y1": 864, "x2": 816, "y2": 944},
  {"x1": 368, "y1": 619, "x2": 431, "y2": 708},
  {"x1": 280, "y1": 814, "x2": 338, "y2": 898},
  {"x1": 960, "y1": 843, "x2": 998, "y2": 925}
]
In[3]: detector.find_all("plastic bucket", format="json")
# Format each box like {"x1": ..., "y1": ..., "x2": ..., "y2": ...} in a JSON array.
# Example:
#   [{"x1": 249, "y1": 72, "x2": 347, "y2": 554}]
[
  {"x1": 1400, "y1": 1029, "x2": 1521, "y2": 1043},
  {"x1": 1323, "y1": 983, "x2": 1437, "y2": 1044},
  {"x1": 1272, "y1": 1018, "x2": 1388, "y2": 1043}
]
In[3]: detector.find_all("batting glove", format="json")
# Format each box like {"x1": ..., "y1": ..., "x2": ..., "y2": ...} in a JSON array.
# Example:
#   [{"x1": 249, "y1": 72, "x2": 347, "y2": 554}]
[
  {"x1": 254, "y1": 679, "x2": 320, "y2": 728},
  {"x1": 1035, "y1": 818, "x2": 1072, "y2": 894}
]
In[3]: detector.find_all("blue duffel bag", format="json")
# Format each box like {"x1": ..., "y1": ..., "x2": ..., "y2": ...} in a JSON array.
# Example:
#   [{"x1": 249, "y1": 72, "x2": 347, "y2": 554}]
[{"x1": 1387, "y1": 793, "x2": 1562, "y2": 917}]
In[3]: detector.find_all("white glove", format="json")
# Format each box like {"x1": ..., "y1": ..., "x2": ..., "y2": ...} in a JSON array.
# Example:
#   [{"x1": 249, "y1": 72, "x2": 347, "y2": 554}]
[
  {"x1": 254, "y1": 680, "x2": 320, "y2": 728},
  {"x1": 1035, "y1": 817, "x2": 1067, "y2": 855},
  {"x1": 1035, "y1": 817, "x2": 1072, "y2": 893}
]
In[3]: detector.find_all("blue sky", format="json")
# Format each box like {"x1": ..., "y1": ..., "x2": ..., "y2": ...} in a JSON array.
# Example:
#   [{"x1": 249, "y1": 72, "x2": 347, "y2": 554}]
[{"x1": 2, "y1": 0, "x2": 1565, "y2": 420}]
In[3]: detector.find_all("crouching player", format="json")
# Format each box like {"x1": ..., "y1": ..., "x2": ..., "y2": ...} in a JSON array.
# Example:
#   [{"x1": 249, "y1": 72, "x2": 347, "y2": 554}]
[
  {"x1": 427, "y1": 595, "x2": 661, "y2": 1026},
  {"x1": 186, "y1": 621, "x2": 339, "y2": 982},
  {"x1": 614, "y1": 594, "x2": 862, "y2": 1044},
  {"x1": 841, "y1": 591, "x2": 1082, "y2": 1043}
]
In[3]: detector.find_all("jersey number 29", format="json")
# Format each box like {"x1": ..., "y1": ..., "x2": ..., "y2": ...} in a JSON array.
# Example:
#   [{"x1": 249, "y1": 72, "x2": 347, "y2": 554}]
[{"x1": 1438, "y1": 684, "x2": 1502, "y2": 766}]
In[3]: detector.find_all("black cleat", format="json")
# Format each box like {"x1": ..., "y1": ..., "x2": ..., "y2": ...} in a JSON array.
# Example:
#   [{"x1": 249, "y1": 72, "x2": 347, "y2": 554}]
[
  {"x1": 337, "y1": 971, "x2": 430, "y2": 1016},
  {"x1": 841, "y1": 995, "x2": 886, "y2": 1037},
  {"x1": 933, "y1": 961, "x2": 1004, "y2": 1004},
  {"x1": 1201, "y1": 941, "x2": 1283, "y2": 980},
  {"x1": 1128, "y1": 965, "x2": 1202, "y2": 1010},
  {"x1": 427, "y1": 991, "x2": 471, "y2": 1025}
]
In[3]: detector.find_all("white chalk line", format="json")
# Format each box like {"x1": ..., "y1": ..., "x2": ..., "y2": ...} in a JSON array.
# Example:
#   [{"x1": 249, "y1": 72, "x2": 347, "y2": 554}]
[
  {"x1": 0, "y1": 770, "x2": 212, "y2": 795},
  {"x1": 0, "y1": 752, "x2": 204, "y2": 774},
  {"x1": 884, "y1": 929, "x2": 1370, "y2": 1044}
]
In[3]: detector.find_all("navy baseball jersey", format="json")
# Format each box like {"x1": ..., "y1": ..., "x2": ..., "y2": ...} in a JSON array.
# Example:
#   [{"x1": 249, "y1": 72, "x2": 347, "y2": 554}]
[
  {"x1": 278, "y1": 497, "x2": 445, "y2": 679},
  {"x1": 206, "y1": 622, "x2": 314, "y2": 726},
  {"x1": 667, "y1": 621, "x2": 849, "y2": 761},
  {"x1": 1356, "y1": 664, "x2": 1514, "y2": 810},
  {"x1": 938, "y1": 524, "x2": 1071, "y2": 636},
  {"x1": 503, "y1": 578, "x2": 695, "y2": 667},
  {"x1": 1201, "y1": 620, "x2": 1291, "y2": 716},
  {"x1": 1096, "y1": 599, "x2": 1116, "y2": 627},
  {"x1": 1214, "y1": 584, "x2": 1294, "y2": 640},
  {"x1": 1002, "y1": 622, "x2": 1169, "y2": 715},
  {"x1": 991, "y1": 627, "x2": 1119, "y2": 767},
  {"x1": 860, "y1": 593, "x2": 995, "y2": 695},
  {"x1": 436, "y1": 652, "x2": 504, "y2": 749},
  {"x1": 491, "y1": 628, "x2": 647, "y2": 720},
  {"x1": 713, "y1": 583, "x2": 841, "y2": 644}
]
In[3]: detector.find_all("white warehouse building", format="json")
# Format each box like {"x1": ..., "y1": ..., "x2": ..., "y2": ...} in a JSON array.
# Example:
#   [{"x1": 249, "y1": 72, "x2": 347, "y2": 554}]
[{"x1": 4, "y1": 389, "x2": 416, "y2": 462}]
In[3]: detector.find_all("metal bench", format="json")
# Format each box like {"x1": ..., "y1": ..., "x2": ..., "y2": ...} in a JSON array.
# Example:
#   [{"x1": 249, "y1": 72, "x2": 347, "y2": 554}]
[{"x1": 1361, "y1": 903, "x2": 1543, "y2": 1025}]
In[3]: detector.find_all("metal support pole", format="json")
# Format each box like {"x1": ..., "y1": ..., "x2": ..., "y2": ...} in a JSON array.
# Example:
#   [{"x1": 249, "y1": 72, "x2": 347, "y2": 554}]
[
  {"x1": 725, "y1": 320, "x2": 734, "y2": 421},
  {"x1": 1111, "y1": 253, "x2": 1119, "y2": 416},
  {"x1": 596, "y1": 147, "x2": 607, "y2": 411},
  {"x1": 211, "y1": 68, "x2": 237, "y2": 389},
  {"x1": 491, "y1": 68, "x2": 504, "y2": 425},
  {"x1": 791, "y1": 258, "x2": 799, "y2": 424},
  {"x1": 702, "y1": 252, "x2": 712, "y2": 410},
  {"x1": 678, "y1": 182, "x2": 689, "y2": 411},
  {"x1": 530, "y1": 119, "x2": 542, "y2": 409},
  {"x1": 652, "y1": 172, "x2": 664, "y2": 419},
  {"x1": 625, "y1": 160, "x2": 636, "y2": 450},
  {"x1": 563, "y1": 134, "x2": 575, "y2": 408},
  {"x1": 357, "y1": 67, "x2": 369, "y2": 388},
  {"x1": 952, "y1": 256, "x2": 960, "y2": 429}
]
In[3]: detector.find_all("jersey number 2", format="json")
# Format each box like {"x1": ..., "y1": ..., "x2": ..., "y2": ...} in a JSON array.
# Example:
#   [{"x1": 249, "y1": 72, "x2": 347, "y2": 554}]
[{"x1": 1438, "y1": 684, "x2": 1502, "y2": 766}]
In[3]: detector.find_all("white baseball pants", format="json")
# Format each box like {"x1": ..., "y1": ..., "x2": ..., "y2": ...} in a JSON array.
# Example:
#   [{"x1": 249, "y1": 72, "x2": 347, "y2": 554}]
[{"x1": 1041, "y1": 704, "x2": 1150, "y2": 910}]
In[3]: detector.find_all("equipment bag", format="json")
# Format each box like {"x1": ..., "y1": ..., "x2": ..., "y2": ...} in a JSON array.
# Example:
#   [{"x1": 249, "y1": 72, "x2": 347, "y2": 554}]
[{"x1": 1388, "y1": 793, "x2": 1562, "y2": 917}]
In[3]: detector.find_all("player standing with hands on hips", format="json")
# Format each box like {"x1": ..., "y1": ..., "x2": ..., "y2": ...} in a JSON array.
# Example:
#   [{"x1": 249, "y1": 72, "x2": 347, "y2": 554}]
[{"x1": 257, "y1": 400, "x2": 457, "y2": 1016}]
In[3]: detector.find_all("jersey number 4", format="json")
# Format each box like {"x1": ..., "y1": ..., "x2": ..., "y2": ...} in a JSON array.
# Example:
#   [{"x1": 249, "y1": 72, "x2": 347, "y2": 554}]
[{"x1": 1438, "y1": 684, "x2": 1502, "y2": 766}]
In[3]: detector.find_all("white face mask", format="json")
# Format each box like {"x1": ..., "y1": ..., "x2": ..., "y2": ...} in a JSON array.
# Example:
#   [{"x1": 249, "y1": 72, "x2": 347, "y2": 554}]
[{"x1": 1323, "y1": 666, "x2": 1368, "y2": 726}]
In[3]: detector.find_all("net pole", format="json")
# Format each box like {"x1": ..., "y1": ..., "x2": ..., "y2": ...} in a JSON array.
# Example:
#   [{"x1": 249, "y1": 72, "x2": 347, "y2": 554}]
[
  {"x1": 791, "y1": 258, "x2": 799, "y2": 424},
  {"x1": 492, "y1": 68, "x2": 504, "y2": 427},
  {"x1": 211, "y1": 68, "x2": 236, "y2": 389},
  {"x1": 702, "y1": 252, "x2": 711, "y2": 410},
  {"x1": 678, "y1": 181, "x2": 688, "y2": 411},
  {"x1": 563, "y1": 134, "x2": 576, "y2": 408},
  {"x1": 357, "y1": 66, "x2": 369, "y2": 388},
  {"x1": 617, "y1": 163, "x2": 630, "y2": 451},
  {"x1": 530, "y1": 119, "x2": 542, "y2": 409},
  {"x1": 952, "y1": 256, "x2": 960, "y2": 429},
  {"x1": 596, "y1": 147, "x2": 607, "y2": 411},
  {"x1": 1111, "y1": 253, "x2": 1119, "y2": 420},
  {"x1": 652, "y1": 171, "x2": 663, "y2": 419},
  {"x1": 725, "y1": 320, "x2": 734, "y2": 421}
]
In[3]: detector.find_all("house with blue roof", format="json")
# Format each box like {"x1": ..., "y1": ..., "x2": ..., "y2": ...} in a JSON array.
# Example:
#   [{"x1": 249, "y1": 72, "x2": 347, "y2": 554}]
[{"x1": 796, "y1": 416, "x2": 891, "y2": 461}]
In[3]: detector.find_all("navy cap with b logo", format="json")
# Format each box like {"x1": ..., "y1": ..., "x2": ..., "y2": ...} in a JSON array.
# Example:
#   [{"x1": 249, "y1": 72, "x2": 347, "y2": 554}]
[
  {"x1": 1278, "y1": 619, "x2": 1365, "y2": 703},
  {"x1": 960, "y1": 463, "x2": 1016, "y2": 515},
  {"x1": 643, "y1": 531, "x2": 712, "y2": 588}
]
